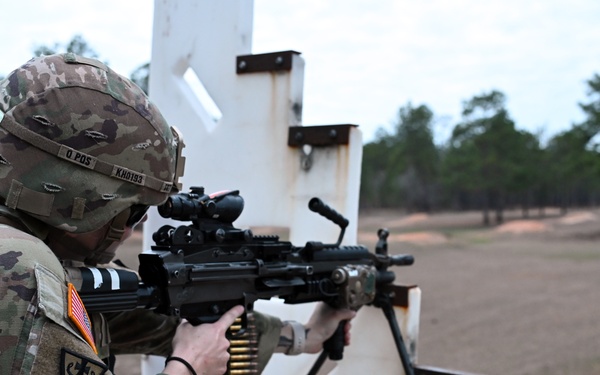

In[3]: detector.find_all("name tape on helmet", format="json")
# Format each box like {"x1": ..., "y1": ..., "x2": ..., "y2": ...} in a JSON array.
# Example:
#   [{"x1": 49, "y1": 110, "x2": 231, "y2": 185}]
[
  {"x1": 58, "y1": 145, "x2": 98, "y2": 169},
  {"x1": 111, "y1": 166, "x2": 146, "y2": 186},
  {"x1": 160, "y1": 182, "x2": 173, "y2": 193},
  {"x1": 0, "y1": 115, "x2": 174, "y2": 194}
]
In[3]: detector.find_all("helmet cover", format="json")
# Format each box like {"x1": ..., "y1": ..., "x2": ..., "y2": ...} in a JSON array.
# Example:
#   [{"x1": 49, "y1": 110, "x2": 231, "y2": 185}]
[{"x1": 0, "y1": 53, "x2": 185, "y2": 233}]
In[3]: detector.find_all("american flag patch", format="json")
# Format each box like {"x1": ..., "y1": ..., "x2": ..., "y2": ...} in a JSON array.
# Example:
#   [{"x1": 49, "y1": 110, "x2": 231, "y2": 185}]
[{"x1": 67, "y1": 283, "x2": 97, "y2": 354}]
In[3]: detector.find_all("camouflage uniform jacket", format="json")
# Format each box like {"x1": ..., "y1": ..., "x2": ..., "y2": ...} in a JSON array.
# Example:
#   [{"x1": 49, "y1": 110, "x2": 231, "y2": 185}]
[{"x1": 0, "y1": 219, "x2": 281, "y2": 374}]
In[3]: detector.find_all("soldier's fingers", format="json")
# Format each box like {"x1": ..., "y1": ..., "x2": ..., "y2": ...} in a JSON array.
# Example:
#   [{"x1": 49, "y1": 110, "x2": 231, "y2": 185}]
[{"x1": 214, "y1": 305, "x2": 245, "y2": 331}]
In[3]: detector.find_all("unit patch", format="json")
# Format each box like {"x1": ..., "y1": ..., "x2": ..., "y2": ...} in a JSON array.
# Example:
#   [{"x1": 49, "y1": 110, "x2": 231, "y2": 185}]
[
  {"x1": 67, "y1": 283, "x2": 97, "y2": 354},
  {"x1": 60, "y1": 348, "x2": 108, "y2": 375}
]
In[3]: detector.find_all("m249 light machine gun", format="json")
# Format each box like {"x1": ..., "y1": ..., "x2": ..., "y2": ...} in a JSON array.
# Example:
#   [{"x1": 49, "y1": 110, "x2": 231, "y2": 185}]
[{"x1": 77, "y1": 187, "x2": 417, "y2": 374}]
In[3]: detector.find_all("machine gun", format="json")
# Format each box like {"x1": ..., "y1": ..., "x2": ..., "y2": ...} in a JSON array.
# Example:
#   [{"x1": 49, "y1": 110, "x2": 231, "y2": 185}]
[{"x1": 76, "y1": 187, "x2": 417, "y2": 374}]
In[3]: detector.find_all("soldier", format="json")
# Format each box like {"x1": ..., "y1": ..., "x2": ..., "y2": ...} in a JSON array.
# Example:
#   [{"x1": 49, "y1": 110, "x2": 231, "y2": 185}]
[{"x1": 0, "y1": 54, "x2": 354, "y2": 375}]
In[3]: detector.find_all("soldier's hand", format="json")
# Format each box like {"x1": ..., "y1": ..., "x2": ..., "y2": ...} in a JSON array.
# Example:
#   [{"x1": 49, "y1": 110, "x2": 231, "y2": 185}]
[
  {"x1": 303, "y1": 302, "x2": 356, "y2": 354},
  {"x1": 166, "y1": 305, "x2": 245, "y2": 375}
]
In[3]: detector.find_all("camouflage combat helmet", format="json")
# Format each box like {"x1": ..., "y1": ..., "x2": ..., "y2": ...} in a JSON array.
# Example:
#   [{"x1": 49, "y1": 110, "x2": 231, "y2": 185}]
[{"x1": 0, "y1": 54, "x2": 185, "y2": 261}]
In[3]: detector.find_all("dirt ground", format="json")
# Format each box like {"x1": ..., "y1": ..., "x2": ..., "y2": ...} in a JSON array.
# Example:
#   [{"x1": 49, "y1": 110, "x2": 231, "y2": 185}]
[{"x1": 113, "y1": 208, "x2": 600, "y2": 375}]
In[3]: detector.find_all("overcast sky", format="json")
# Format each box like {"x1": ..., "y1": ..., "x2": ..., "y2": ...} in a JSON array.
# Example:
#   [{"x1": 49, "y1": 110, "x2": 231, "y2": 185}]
[{"x1": 1, "y1": 0, "x2": 599, "y2": 144}]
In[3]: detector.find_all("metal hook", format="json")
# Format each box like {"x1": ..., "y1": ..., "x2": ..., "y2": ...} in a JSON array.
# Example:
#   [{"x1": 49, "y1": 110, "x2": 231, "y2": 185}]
[{"x1": 300, "y1": 144, "x2": 313, "y2": 171}]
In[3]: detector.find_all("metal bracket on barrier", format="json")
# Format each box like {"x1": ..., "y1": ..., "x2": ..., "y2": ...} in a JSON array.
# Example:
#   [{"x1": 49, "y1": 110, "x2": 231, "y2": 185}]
[
  {"x1": 236, "y1": 50, "x2": 301, "y2": 74},
  {"x1": 392, "y1": 285, "x2": 418, "y2": 308},
  {"x1": 288, "y1": 124, "x2": 358, "y2": 171},
  {"x1": 288, "y1": 124, "x2": 357, "y2": 147}
]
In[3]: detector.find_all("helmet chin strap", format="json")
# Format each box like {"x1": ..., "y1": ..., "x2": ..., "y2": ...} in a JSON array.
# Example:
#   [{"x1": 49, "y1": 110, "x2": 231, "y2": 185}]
[{"x1": 84, "y1": 207, "x2": 131, "y2": 265}]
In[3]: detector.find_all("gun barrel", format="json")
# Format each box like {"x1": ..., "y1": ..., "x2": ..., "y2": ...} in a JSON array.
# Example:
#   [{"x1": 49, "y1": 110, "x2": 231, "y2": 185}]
[{"x1": 390, "y1": 254, "x2": 414, "y2": 266}]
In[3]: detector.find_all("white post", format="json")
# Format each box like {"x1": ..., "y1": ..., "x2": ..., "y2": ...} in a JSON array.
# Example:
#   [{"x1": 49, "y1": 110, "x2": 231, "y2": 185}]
[{"x1": 142, "y1": 1, "x2": 418, "y2": 374}]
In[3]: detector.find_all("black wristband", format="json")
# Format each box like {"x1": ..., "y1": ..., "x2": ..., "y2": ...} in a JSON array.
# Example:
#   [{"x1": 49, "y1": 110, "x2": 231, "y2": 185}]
[{"x1": 165, "y1": 356, "x2": 197, "y2": 375}]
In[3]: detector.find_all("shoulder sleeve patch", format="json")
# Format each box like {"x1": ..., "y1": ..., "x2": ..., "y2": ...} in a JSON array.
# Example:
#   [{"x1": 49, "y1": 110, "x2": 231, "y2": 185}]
[
  {"x1": 35, "y1": 265, "x2": 100, "y2": 354},
  {"x1": 67, "y1": 283, "x2": 97, "y2": 354},
  {"x1": 60, "y1": 348, "x2": 108, "y2": 375}
]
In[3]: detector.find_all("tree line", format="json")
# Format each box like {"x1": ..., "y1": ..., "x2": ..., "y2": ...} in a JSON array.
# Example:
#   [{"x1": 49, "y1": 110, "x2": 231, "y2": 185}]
[{"x1": 360, "y1": 80, "x2": 600, "y2": 225}]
